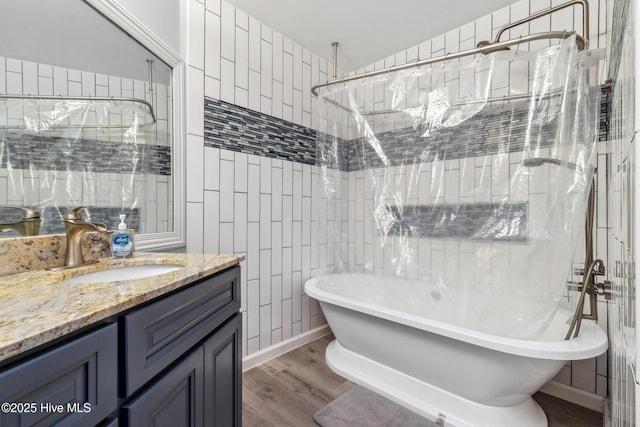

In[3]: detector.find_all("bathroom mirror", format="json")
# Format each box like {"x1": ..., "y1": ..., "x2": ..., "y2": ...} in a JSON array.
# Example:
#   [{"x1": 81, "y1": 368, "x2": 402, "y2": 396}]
[{"x1": 0, "y1": 0, "x2": 185, "y2": 250}]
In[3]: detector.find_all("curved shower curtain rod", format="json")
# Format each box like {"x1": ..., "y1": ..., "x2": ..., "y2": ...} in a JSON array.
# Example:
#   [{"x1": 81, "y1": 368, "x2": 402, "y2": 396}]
[
  {"x1": 0, "y1": 94, "x2": 157, "y2": 128},
  {"x1": 311, "y1": 0, "x2": 590, "y2": 97}
]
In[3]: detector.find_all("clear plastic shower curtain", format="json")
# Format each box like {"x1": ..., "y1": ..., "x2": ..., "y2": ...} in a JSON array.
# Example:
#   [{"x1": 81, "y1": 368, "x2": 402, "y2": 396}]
[
  {"x1": 314, "y1": 36, "x2": 603, "y2": 339},
  {"x1": 0, "y1": 97, "x2": 156, "y2": 235}
]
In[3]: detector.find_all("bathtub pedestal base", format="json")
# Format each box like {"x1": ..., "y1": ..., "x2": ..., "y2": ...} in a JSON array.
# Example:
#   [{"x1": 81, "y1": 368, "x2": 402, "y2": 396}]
[{"x1": 326, "y1": 340, "x2": 548, "y2": 427}]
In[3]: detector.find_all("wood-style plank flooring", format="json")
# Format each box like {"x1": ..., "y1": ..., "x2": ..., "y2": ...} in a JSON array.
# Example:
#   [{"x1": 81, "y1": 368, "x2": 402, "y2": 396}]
[{"x1": 242, "y1": 335, "x2": 603, "y2": 426}]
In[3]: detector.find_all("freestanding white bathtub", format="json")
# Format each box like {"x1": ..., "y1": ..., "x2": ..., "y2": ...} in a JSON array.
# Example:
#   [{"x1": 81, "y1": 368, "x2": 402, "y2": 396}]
[{"x1": 305, "y1": 273, "x2": 608, "y2": 427}]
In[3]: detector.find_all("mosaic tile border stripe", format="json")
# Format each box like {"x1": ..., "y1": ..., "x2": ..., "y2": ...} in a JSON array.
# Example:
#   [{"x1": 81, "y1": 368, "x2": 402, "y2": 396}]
[
  {"x1": 204, "y1": 97, "x2": 316, "y2": 165},
  {"x1": 384, "y1": 202, "x2": 528, "y2": 242},
  {"x1": 0, "y1": 133, "x2": 171, "y2": 175},
  {"x1": 318, "y1": 87, "x2": 609, "y2": 172},
  {"x1": 204, "y1": 87, "x2": 607, "y2": 171}
]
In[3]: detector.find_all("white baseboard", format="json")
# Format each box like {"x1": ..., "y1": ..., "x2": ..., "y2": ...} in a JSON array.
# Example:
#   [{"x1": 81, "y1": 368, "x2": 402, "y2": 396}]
[
  {"x1": 539, "y1": 381, "x2": 605, "y2": 413},
  {"x1": 242, "y1": 325, "x2": 331, "y2": 372}
]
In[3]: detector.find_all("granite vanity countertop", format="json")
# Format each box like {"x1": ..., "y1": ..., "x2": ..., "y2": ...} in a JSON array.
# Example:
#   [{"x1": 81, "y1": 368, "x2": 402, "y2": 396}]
[{"x1": 0, "y1": 253, "x2": 244, "y2": 363}]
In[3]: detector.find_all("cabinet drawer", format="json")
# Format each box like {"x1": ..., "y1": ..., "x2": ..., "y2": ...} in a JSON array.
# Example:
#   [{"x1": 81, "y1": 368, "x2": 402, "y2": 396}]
[
  {"x1": 121, "y1": 266, "x2": 240, "y2": 397},
  {"x1": 0, "y1": 323, "x2": 118, "y2": 427}
]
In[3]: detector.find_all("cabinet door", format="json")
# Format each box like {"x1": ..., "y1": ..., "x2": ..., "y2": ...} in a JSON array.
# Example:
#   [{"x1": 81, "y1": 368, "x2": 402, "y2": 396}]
[
  {"x1": 0, "y1": 323, "x2": 117, "y2": 427},
  {"x1": 203, "y1": 314, "x2": 242, "y2": 427},
  {"x1": 122, "y1": 266, "x2": 240, "y2": 397},
  {"x1": 121, "y1": 347, "x2": 204, "y2": 427}
]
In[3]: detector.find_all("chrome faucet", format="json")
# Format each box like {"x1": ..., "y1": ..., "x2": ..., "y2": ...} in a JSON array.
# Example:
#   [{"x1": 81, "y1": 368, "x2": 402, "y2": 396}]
[
  {"x1": 0, "y1": 207, "x2": 41, "y2": 236},
  {"x1": 62, "y1": 206, "x2": 107, "y2": 268}
]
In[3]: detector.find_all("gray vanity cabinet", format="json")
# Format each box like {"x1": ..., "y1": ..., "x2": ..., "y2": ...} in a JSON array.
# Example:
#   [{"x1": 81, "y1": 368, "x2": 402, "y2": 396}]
[
  {"x1": 0, "y1": 263, "x2": 242, "y2": 427},
  {"x1": 121, "y1": 265, "x2": 241, "y2": 398},
  {"x1": 0, "y1": 323, "x2": 118, "y2": 427},
  {"x1": 121, "y1": 313, "x2": 242, "y2": 427},
  {"x1": 120, "y1": 265, "x2": 242, "y2": 427}
]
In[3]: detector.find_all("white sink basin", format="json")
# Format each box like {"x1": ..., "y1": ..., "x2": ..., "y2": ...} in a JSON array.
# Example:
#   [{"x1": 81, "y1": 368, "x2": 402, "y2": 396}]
[{"x1": 65, "y1": 264, "x2": 184, "y2": 284}]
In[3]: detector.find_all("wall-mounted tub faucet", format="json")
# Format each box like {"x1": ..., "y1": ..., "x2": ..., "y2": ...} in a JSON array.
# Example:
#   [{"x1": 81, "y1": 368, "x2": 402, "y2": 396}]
[
  {"x1": 62, "y1": 206, "x2": 108, "y2": 268},
  {"x1": 0, "y1": 207, "x2": 41, "y2": 236},
  {"x1": 522, "y1": 157, "x2": 610, "y2": 339}
]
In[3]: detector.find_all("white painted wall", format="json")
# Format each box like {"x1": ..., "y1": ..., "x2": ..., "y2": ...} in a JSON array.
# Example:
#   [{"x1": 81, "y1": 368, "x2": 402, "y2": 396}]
[{"x1": 113, "y1": 0, "x2": 185, "y2": 57}]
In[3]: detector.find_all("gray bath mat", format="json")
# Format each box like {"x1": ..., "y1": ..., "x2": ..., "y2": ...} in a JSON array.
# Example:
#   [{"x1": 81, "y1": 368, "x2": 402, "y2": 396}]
[{"x1": 314, "y1": 386, "x2": 438, "y2": 427}]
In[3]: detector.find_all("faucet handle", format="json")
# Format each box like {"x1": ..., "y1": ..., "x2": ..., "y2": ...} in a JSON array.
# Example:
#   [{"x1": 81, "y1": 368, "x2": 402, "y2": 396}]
[
  {"x1": 92, "y1": 222, "x2": 108, "y2": 232},
  {"x1": 5, "y1": 206, "x2": 40, "y2": 219},
  {"x1": 66, "y1": 206, "x2": 93, "y2": 221}
]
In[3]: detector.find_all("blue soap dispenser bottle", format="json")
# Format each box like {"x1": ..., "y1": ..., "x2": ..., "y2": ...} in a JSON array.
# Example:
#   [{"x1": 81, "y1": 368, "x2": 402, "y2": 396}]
[{"x1": 112, "y1": 214, "x2": 134, "y2": 259}]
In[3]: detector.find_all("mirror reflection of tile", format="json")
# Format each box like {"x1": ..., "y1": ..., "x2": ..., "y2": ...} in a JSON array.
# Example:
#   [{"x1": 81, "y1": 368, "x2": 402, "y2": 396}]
[
  {"x1": 0, "y1": 207, "x2": 141, "y2": 234},
  {"x1": 1, "y1": 135, "x2": 171, "y2": 175}
]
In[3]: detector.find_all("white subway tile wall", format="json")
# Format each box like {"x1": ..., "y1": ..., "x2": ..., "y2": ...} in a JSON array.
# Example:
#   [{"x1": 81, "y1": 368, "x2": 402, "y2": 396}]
[
  {"x1": 189, "y1": 0, "x2": 613, "y2": 398},
  {"x1": 606, "y1": 0, "x2": 634, "y2": 422},
  {"x1": 200, "y1": 144, "x2": 347, "y2": 353}
]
